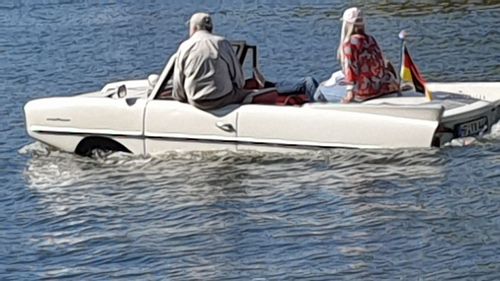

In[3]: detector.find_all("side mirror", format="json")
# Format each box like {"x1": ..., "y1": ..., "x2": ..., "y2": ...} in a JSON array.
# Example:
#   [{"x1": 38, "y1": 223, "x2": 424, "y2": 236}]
[
  {"x1": 117, "y1": 84, "x2": 127, "y2": 98},
  {"x1": 148, "y1": 74, "x2": 159, "y2": 87}
]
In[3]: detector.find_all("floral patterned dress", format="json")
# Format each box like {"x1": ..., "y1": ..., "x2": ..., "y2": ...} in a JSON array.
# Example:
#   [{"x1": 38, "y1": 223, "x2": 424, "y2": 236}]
[{"x1": 342, "y1": 33, "x2": 399, "y2": 101}]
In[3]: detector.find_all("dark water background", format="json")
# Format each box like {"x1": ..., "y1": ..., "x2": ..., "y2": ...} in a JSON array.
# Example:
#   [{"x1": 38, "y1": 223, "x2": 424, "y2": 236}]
[{"x1": 1, "y1": 0, "x2": 500, "y2": 280}]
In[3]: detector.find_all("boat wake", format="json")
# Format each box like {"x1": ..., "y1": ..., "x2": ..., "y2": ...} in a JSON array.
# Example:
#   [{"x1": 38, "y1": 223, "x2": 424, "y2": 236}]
[{"x1": 18, "y1": 140, "x2": 458, "y2": 191}]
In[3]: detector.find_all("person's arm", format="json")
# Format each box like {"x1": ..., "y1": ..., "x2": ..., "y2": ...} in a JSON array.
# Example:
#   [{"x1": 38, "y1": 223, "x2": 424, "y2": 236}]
[
  {"x1": 341, "y1": 41, "x2": 356, "y2": 103},
  {"x1": 342, "y1": 88, "x2": 354, "y2": 103},
  {"x1": 370, "y1": 35, "x2": 387, "y2": 64},
  {"x1": 172, "y1": 48, "x2": 187, "y2": 102}
]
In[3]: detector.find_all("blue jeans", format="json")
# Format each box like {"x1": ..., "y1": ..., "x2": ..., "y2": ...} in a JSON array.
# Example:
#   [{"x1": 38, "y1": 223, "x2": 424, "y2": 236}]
[{"x1": 275, "y1": 77, "x2": 319, "y2": 101}]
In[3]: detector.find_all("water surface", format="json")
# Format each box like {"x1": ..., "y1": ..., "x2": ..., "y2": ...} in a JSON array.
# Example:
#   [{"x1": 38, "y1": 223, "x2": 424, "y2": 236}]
[{"x1": 1, "y1": 1, "x2": 500, "y2": 280}]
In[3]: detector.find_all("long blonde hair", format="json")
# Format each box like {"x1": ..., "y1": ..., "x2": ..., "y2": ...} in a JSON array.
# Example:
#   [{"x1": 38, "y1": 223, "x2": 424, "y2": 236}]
[{"x1": 337, "y1": 22, "x2": 365, "y2": 71}]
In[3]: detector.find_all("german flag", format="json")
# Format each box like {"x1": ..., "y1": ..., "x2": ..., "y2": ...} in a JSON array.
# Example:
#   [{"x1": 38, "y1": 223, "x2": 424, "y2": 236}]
[{"x1": 400, "y1": 44, "x2": 433, "y2": 100}]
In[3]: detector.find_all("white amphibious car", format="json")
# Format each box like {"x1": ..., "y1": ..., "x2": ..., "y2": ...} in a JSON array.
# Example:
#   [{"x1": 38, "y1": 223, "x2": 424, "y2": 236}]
[{"x1": 24, "y1": 42, "x2": 500, "y2": 156}]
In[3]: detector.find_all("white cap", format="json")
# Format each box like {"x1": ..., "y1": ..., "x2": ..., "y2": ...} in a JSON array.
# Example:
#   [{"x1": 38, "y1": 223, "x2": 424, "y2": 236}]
[
  {"x1": 188, "y1": 12, "x2": 213, "y2": 31},
  {"x1": 341, "y1": 7, "x2": 364, "y2": 24}
]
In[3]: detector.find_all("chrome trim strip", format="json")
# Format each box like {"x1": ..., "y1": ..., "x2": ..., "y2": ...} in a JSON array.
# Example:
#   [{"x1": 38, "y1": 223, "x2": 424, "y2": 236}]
[{"x1": 29, "y1": 128, "x2": 376, "y2": 149}]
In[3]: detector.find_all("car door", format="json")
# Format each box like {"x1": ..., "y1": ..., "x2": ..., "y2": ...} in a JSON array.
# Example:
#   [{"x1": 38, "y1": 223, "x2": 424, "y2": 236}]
[{"x1": 144, "y1": 99, "x2": 238, "y2": 154}]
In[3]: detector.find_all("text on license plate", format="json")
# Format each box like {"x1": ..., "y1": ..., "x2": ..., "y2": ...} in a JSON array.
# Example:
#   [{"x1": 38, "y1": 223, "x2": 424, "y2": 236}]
[{"x1": 455, "y1": 117, "x2": 488, "y2": 137}]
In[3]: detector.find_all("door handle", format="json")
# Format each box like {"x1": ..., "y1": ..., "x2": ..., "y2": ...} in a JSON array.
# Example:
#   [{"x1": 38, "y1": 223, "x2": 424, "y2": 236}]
[{"x1": 216, "y1": 122, "x2": 235, "y2": 132}]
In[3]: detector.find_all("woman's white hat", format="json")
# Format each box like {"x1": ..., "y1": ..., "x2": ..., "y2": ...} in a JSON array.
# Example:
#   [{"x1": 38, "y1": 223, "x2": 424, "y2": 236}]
[{"x1": 341, "y1": 7, "x2": 364, "y2": 24}]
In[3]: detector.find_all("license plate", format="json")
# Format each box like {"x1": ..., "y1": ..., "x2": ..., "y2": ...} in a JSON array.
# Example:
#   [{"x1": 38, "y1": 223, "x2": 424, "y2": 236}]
[{"x1": 455, "y1": 117, "x2": 488, "y2": 137}]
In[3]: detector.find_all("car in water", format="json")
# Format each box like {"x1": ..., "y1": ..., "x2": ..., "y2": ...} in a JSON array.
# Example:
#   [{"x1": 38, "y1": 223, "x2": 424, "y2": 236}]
[{"x1": 24, "y1": 41, "x2": 500, "y2": 156}]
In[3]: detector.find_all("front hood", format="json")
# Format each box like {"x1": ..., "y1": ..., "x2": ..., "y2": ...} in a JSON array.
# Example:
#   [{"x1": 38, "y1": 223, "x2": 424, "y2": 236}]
[{"x1": 24, "y1": 95, "x2": 146, "y2": 136}]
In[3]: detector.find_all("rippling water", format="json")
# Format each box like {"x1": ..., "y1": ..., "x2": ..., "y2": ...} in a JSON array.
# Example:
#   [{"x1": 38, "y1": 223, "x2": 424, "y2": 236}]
[{"x1": 2, "y1": 1, "x2": 500, "y2": 280}]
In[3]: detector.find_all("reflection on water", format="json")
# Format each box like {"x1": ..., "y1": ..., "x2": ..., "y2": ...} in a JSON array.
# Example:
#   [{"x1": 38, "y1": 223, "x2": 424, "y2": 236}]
[
  {"x1": 18, "y1": 139, "x2": 500, "y2": 279},
  {"x1": 22, "y1": 142, "x2": 447, "y2": 191}
]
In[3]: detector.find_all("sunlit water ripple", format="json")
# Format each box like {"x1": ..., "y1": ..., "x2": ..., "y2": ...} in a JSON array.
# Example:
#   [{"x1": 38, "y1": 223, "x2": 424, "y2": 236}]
[{"x1": 2, "y1": 1, "x2": 500, "y2": 280}]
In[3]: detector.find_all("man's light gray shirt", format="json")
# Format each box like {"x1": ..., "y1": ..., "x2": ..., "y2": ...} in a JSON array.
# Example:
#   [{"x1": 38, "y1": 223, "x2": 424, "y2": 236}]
[{"x1": 172, "y1": 30, "x2": 244, "y2": 103}]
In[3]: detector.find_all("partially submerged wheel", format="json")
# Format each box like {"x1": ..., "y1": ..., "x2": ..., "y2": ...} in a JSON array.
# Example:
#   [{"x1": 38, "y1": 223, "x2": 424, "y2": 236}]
[{"x1": 75, "y1": 137, "x2": 130, "y2": 157}]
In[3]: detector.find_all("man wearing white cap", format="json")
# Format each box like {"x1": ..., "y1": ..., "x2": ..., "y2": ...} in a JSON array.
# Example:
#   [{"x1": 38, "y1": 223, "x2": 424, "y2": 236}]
[
  {"x1": 337, "y1": 7, "x2": 399, "y2": 103},
  {"x1": 172, "y1": 12, "x2": 247, "y2": 110}
]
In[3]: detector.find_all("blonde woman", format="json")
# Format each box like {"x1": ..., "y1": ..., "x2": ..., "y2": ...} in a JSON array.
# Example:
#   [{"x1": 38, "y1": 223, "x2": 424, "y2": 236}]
[{"x1": 338, "y1": 7, "x2": 399, "y2": 103}]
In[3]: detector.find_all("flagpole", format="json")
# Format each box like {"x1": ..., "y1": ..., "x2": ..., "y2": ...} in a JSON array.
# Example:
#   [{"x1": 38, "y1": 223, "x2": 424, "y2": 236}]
[
  {"x1": 398, "y1": 30, "x2": 408, "y2": 90},
  {"x1": 398, "y1": 30, "x2": 433, "y2": 101}
]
